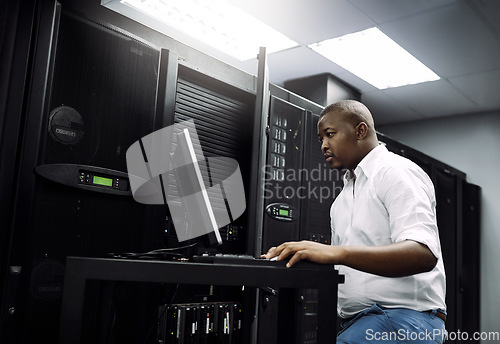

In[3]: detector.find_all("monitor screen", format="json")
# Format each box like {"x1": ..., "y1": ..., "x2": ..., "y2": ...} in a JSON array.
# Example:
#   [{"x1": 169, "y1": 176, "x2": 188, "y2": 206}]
[
  {"x1": 127, "y1": 120, "x2": 246, "y2": 249},
  {"x1": 170, "y1": 127, "x2": 223, "y2": 246}
]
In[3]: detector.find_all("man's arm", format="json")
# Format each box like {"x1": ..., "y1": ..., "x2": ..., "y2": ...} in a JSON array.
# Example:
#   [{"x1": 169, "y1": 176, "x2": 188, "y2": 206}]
[{"x1": 262, "y1": 240, "x2": 437, "y2": 277}]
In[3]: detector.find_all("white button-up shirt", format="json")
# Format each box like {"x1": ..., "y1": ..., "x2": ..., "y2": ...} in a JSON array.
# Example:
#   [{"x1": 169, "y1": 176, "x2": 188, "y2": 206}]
[{"x1": 331, "y1": 145, "x2": 446, "y2": 318}]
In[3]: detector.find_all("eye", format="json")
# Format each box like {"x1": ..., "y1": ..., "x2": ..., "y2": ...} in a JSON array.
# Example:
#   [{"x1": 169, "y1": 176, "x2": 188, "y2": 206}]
[{"x1": 326, "y1": 131, "x2": 335, "y2": 138}]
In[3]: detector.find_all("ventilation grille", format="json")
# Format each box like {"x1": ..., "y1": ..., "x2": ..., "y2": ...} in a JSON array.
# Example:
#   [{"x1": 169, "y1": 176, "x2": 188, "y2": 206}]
[
  {"x1": 170, "y1": 78, "x2": 252, "y2": 233},
  {"x1": 174, "y1": 78, "x2": 250, "y2": 159}
]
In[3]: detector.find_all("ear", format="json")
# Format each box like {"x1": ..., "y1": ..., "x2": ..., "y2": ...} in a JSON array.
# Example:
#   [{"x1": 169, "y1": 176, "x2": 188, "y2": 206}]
[{"x1": 355, "y1": 122, "x2": 369, "y2": 140}]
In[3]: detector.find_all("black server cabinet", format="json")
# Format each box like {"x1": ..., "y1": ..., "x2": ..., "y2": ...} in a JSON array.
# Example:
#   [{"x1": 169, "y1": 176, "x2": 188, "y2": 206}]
[
  {"x1": 148, "y1": 60, "x2": 256, "y2": 344},
  {"x1": 461, "y1": 182, "x2": 480, "y2": 341},
  {"x1": 257, "y1": 96, "x2": 341, "y2": 344},
  {"x1": 260, "y1": 97, "x2": 339, "y2": 252},
  {"x1": 257, "y1": 96, "x2": 307, "y2": 344},
  {"x1": 299, "y1": 111, "x2": 340, "y2": 244},
  {"x1": 261, "y1": 96, "x2": 306, "y2": 251},
  {"x1": 0, "y1": 0, "x2": 42, "y2": 312},
  {"x1": 169, "y1": 67, "x2": 254, "y2": 253},
  {"x1": 435, "y1": 167, "x2": 463, "y2": 339},
  {"x1": 2, "y1": 7, "x2": 165, "y2": 343},
  {"x1": 378, "y1": 133, "x2": 480, "y2": 343},
  {"x1": 295, "y1": 112, "x2": 340, "y2": 344}
]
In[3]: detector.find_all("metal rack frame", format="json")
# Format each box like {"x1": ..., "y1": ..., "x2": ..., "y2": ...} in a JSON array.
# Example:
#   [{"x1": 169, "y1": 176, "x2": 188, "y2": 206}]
[{"x1": 58, "y1": 256, "x2": 340, "y2": 344}]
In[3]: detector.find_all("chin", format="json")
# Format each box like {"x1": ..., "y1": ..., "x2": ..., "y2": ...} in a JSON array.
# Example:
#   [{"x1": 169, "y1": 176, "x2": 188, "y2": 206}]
[{"x1": 329, "y1": 162, "x2": 343, "y2": 170}]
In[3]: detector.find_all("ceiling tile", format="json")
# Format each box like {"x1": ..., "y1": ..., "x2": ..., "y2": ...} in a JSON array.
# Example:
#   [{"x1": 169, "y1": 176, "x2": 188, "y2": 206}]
[
  {"x1": 379, "y1": 2, "x2": 500, "y2": 78},
  {"x1": 361, "y1": 90, "x2": 425, "y2": 125},
  {"x1": 381, "y1": 79, "x2": 477, "y2": 118},
  {"x1": 449, "y1": 68, "x2": 500, "y2": 110},
  {"x1": 348, "y1": 0, "x2": 456, "y2": 24},
  {"x1": 263, "y1": 46, "x2": 348, "y2": 86},
  {"x1": 470, "y1": 0, "x2": 500, "y2": 35},
  {"x1": 228, "y1": 0, "x2": 375, "y2": 45}
]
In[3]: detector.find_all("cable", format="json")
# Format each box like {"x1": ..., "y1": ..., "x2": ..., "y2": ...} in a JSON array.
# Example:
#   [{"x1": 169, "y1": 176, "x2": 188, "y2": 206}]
[{"x1": 106, "y1": 240, "x2": 200, "y2": 260}]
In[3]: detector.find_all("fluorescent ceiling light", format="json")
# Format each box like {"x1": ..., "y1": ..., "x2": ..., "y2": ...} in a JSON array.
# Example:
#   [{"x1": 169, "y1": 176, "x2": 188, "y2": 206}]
[
  {"x1": 308, "y1": 28, "x2": 439, "y2": 89},
  {"x1": 119, "y1": 0, "x2": 298, "y2": 61}
]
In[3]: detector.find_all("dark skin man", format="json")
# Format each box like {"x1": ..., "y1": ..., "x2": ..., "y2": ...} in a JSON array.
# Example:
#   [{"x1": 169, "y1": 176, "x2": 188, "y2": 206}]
[{"x1": 262, "y1": 104, "x2": 437, "y2": 278}]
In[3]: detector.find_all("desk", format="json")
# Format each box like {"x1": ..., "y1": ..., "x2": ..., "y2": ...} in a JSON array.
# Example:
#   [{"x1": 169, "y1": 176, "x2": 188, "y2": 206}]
[{"x1": 59, "y1": 256, "x2": 341, "y2": 344}]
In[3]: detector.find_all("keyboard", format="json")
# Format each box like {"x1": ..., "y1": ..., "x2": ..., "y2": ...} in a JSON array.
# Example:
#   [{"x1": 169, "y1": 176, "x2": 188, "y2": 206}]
[{"x1": 190, "y1": 253, "x2": 333, "y2": 270}]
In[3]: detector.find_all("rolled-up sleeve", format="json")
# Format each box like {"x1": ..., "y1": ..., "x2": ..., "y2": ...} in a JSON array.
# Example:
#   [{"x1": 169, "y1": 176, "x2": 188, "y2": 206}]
[{"x1": 379, "y1": 165, "x2": 441, "y2": 259}]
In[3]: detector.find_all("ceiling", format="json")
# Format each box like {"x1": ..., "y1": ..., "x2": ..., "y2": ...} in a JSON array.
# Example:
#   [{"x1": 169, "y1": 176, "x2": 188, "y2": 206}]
[{"x1": 110, "y1": 0, "x2": 500, "y2": 125}]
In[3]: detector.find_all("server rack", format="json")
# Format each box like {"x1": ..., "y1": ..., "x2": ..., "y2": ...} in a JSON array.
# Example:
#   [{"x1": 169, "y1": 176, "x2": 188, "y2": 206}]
[
  {"x1": 1, "y1": 0, "x2": 262, "y2": 340},
  {"x1": 378, "y1": 133, "x2": 480, "y2": 343},
  {"x1": 0, "y1": 0, "x2": 480, "y2": 343},
  {"x1": 167, "y1": 66, "x2": 255, "y2": 254},
  {"x1": 0, "y1": 0, "x2": 41, "y2": 323},
  {"x1": 155, "y1": 60, "x2": 258, "y2": 344},
  {"x1": 461, "y1": 182, "x2": 480, "y2": 342},
  {"x1": 254, "y1": 85, "x2": 344, "y2": 344},
  {"x1": 1, "y1": 4, "x2": 165, "y2": 343}
]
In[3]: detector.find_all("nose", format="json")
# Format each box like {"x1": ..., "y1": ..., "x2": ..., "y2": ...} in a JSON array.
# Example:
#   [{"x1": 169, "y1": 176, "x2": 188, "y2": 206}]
[{"x1": 321, "y1": 139, "x2": 329, "y2": 153}]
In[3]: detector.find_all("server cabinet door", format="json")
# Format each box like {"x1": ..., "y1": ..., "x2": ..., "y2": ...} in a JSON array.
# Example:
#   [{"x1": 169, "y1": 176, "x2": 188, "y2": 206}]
[
  {"x1": 461, "y1": 181, "x2": 480, "y2": 341},
  {"x1": 435, "y1": 168, "x2": 463, "y2": 342},
  {"x1": 261, "y1": 96, "x2": 306, "y2": 251},
  {"x1": 294, "y1": 111, "x2": 341, "y2": 344},
  {"x1": 257, "y1": 97, "x2": 305, "y2": 344},
  {"x1": 5, "y1": 9, "x2": 164, "y2": 343}
]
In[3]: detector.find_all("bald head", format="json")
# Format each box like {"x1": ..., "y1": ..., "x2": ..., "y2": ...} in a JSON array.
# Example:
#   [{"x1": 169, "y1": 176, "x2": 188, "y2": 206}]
[
  {"x1": 319, "y1": 100, "x2": 376, "y2": 139},
  {"x1": 318, "y1": 101, "x2": 379, "y2": 167}
]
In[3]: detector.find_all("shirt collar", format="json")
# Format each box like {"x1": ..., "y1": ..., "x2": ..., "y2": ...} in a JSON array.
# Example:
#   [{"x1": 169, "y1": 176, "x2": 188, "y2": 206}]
[
  {"x1": 356, "y1": 144, "x2": 388, "y2": 179},
  {"x1": 343, "y1": 144, "x2": 387, "y2": 183}
]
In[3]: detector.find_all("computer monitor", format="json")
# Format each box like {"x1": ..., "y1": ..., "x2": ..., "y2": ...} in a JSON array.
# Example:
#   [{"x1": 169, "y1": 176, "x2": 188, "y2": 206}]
[
  {"x1": 169, "y1": 127, "x2": 223, "y2": 246},
  {"x1": 127, "y1": 119, "x2": 246, "y2": 250}
]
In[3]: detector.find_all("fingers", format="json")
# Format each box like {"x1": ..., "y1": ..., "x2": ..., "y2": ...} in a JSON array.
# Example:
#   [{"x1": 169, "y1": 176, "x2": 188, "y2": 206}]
[
  {"x1": 284, "y1": 243, "x2": 315, "y2": 267},
  {"x1": 278, "y1": 242, "x2": 299, "y2": 263},
  {"x1": 262, "y1": 241, "x2": 323, "y2": 268},
  {"x1": 261, "y1": 242, "x2": 294, "y2": 260},
  {"x1": 261, "y1": 246, "x2": 277, "y2": 259},
  {"x1": 262, "y1": 242, "x2": 307, "y2": 266},
  {"x1": 278, "y1": 241, "x2": 330, "y2": 267},
  {"x1": 286, "y1": 249, "x2": 307, "y2": 268}
]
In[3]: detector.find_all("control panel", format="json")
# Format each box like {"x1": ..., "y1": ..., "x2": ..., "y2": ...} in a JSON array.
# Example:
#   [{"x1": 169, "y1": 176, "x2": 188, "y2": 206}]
[
  {"x1": 78, "y1": 169, "x2": 128, "y2": 191},
  {"x1": 265, "y1": 203, "x2": 297, "y2": 222},
  {"x1": 35, "y1": 163, "x2": 131, "y2": 196}
]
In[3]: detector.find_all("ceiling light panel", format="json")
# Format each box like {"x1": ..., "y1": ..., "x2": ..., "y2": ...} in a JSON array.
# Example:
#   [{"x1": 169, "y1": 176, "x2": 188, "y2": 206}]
[
  {"x1": 119, "y1": 0, "x2": 298, "y2": 61},
  {"x1": 308, "y1": 28, "x2": 440, "y2": 89}
]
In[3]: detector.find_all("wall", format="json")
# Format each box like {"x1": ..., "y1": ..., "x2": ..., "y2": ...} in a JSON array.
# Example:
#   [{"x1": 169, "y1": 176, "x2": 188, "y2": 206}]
[{"x1": 379, "y1": 111, "x2": 500, "y2": 343}]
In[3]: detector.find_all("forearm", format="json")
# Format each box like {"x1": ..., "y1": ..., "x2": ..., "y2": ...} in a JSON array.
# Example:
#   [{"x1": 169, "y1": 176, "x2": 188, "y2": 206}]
[
  {"x1": 338, "y1": 240, "x2": 437, "y2": 277},
  {"x1": 263, "y1": 239, "x2": 437, "y2": 277}
]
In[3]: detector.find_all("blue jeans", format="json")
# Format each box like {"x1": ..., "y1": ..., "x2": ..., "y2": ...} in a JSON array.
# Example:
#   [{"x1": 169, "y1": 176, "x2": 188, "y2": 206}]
[{"x1": 337, "y1": 304, "x2": 446, "y2": 343}]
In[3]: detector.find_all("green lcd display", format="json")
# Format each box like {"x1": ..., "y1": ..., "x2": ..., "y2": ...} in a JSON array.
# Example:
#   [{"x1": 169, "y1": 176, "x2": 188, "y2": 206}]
[
  {"x1": 93, "y1": 175, "x2": 113, "y2": 187},
  {"x1": 279, "y1": 209, "x2": 289, "y2": 216}
]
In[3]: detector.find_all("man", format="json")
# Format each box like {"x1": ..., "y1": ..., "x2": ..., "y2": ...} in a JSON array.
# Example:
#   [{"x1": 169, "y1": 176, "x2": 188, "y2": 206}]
[{"x1": 263, "y1": 100, "x2": 447, "y2": 343}]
